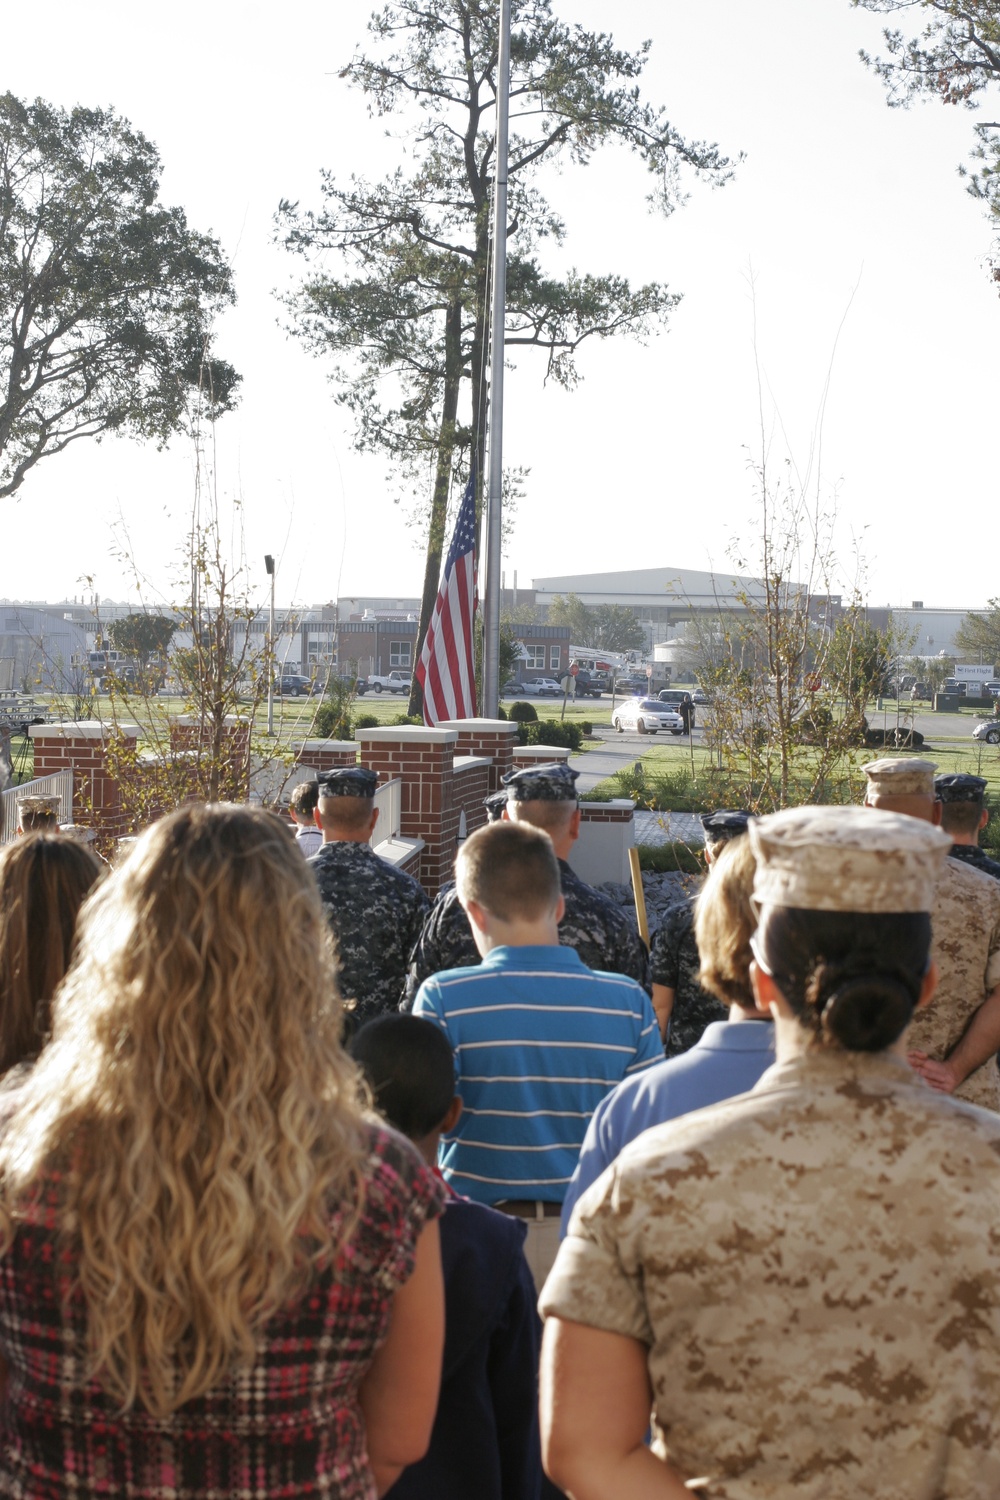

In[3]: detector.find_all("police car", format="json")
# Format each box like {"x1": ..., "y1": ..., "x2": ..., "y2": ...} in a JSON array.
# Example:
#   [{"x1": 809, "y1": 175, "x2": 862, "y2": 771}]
[{"x1": 612, "y1": 698, "x2": 685, "y2": 735}]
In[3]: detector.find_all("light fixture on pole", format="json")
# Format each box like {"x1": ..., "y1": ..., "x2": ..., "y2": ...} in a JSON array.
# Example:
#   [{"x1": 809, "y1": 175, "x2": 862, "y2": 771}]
[{"x1": 264, "y1": 554, "x2": 275, "y2": 737}]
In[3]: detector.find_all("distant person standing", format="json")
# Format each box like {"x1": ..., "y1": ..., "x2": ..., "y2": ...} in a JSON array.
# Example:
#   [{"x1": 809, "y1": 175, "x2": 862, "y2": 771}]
[
  {"x1": 650, "y1": 810, "x2": 754, "y2": 1054},
  {"x1": 16, "y1": 794, "x2": 61, "y2": 834},
  {"x1": 308, "y1": 767, "x2": 429, "y2": 1023},
  {"x1": 404, "y1": 763, "x2": 647, "y2": 1003},
  {"x1": 288, "y1": 778, "x2": 323, "y2": 858},
  {"x1": 678, "y1": 693, "x2": 695, "y2": 733},
  {"x1": 863, "y1": 757, "x2": 1000, "y2": 1109},
  {"x1": 935, "y1": 773, "x2": 1000, "y2": 881}
]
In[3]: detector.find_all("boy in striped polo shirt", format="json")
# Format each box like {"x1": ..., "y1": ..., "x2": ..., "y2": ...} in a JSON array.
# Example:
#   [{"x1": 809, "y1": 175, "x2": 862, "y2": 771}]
[{"x1": 413, "y1": 819, "x2": 662, "y2": 1288}]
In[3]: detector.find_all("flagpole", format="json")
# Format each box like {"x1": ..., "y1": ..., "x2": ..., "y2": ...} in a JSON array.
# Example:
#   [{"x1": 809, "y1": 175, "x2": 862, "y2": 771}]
[{"x1": 482, "y1": 0, "x2": 510, "y2": 719}]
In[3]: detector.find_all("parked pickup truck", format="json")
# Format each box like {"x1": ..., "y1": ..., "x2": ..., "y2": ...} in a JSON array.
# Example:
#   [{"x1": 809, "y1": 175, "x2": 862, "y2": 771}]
[
  {"x1": 369, "y1": 671, "x2": 412, "y2": 694},
  {"x1": 573, "y1": 669, "x2": 606, "y2": 698}
]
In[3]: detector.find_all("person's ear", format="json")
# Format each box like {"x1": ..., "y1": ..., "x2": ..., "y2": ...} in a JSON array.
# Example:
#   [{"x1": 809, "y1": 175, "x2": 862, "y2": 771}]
[
  {"x1": 915, "y1": 960, "x2": 938, "y2": 1012},
  {"x1": 464, "y1": 897, "x2": 491, "y2": 936},
  {"x1": 441, "y1": 1095, "x2": 462, "y2": 1134},
  {"x1": 567, "y1": 807, "x2": 581, "y2": 844},
  {"x1": 369, "y1": 805, "x2": 380, "y2": 834},
  {"x1": 313, "y1": 807, "x2": 323, "y2": 830},
  {"x1": 931, "y1": 800, "x2": 943, "y2": 826},
  {"x1": 750, "y1": 963, "x2": 790, "y2": 1018},
  {"x1": 981, "y1": 808, "x2": 990, "y2": 833},
  {"x1": 554, "y1": 893, "x2": 566, "y2": 925}
]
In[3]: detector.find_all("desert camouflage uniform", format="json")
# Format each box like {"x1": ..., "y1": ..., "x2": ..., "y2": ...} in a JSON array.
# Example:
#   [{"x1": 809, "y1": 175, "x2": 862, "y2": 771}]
[
  {"x1": 649, "y1": 897, "x2": 727, "y2": 1057},
  {"x1": 949, "y1": 842, "x2": 1000, "y2": 882},
  {"x1": 907, "y1": 856, "x2": 1000, "y2": 1110},
  {"x1": 402, "y1": 859, "x2": 648, "y2": 1006},
  {"x1": 542, "y1": 1047, "x2": 1000, "y2": 1498},
  {"x1": 308, "y1": 841, "x2": 429, "y2": 1022}
]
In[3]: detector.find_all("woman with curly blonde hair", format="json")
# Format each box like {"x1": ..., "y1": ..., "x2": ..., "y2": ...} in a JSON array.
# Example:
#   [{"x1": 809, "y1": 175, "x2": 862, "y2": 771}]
[{"x1": 0, "y1": 803, "x2": 445, "y2": 1499}]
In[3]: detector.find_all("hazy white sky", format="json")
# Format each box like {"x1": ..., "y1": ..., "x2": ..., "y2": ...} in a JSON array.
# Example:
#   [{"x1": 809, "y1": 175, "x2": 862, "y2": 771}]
[{"x1": 2, "y1": 0, "x2": 997, "y2": 615}]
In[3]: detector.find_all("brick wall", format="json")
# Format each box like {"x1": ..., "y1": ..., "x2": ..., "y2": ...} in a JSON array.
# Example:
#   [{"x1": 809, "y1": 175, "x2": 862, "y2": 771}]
[
  {"x1": 292, "y1": 740, "x2": 359, "y2": 774},
  {"x1": 168, "y1": 716, "x2": 252, "y2": 802},
  {"x1": 29, "y1": 721, "x2": 140, "y2": 849},
  {"x1": 579, "y1": 800, "x2": 635, "y2": 826},
  {"x1": 357, "y1": 727, "x2": 459, "y2": 894}
]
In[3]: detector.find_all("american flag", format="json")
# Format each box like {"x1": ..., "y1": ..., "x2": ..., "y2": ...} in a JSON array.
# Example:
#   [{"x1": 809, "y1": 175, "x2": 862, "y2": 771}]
[{"x1": 417, "y1": 470, "x2": 478, "y2": 725}]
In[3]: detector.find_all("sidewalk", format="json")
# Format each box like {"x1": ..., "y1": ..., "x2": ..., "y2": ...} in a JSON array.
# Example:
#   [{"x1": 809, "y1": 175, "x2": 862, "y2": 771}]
[{"x1": 569, "y1": 731, "x2": 704, "y2": 846}]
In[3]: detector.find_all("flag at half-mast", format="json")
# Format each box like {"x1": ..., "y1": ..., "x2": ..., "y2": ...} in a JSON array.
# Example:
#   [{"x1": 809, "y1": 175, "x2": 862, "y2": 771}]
[{"x1": 416, "y1": 469, "x2": 478, "y2": 726}]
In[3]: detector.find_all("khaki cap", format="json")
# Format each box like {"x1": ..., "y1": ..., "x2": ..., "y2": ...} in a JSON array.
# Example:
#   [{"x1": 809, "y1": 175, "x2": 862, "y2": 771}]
[
  {"x1": 862, "y1": 756, "x2": 937, "y2": 799},
  {"x1": 17, "y1": 794, "x2": 60, "y2": 817},
  {"x1": 749, "y1": 804, "x2": 951, "y2": 914}
]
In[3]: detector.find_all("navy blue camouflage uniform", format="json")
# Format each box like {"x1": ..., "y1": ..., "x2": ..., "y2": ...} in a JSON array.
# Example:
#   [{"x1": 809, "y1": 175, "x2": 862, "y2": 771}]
[
  {"x1": 310, "y1": 841, "x2": 429, "y2": 1021},
  {"x1": 949, "y1": 843, "x2": 1000, "y2": 881},
  {"x1": 649, "y1": 896, "x2": 727, "y2": 1056},
  {"x1": 403, "y1": 859, "x2": 648, "y2": 1006},
  {"x1": 307, "y1": 766, "x2": 429, "y2": 1022}
]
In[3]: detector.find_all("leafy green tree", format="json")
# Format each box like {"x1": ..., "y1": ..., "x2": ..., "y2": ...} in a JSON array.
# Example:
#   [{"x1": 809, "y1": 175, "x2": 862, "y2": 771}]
[
  {"x1": 547, "y1": 593, "x2": 591, "y2": 640},
  {"x1": 826, "y1": 612, "x2": 899, "y2": 731},
  {"x1": 853, "y1": 1, "x2": 1000, "y2": 220},
  {"x1": 547, "y1": 593, "x2": 644, "y2": 652},
  {"x1": 589, "y1": 604, "x2": 645, "y2": 654},
  {"x1": 278, "y1": 0, "x2": 736, "y2": 714},
  {"x1": 956, "y1": 598, "x2": 1000, "y2": 669},
  {"x1": 107, "y1": 612, "x2": 177, "y2": 669},
  {"x1": 0, "y1": 93, "x2": 239, "y2": 499}
]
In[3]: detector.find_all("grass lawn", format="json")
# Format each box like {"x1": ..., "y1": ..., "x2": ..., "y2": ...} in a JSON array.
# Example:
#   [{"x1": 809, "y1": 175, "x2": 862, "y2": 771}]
[
  {"x1": 12, "y1": 686, "x2": 613, "y2": 783},
  {"x1": 583, "y1": 729, "x2": 1000, "y2": 809}
]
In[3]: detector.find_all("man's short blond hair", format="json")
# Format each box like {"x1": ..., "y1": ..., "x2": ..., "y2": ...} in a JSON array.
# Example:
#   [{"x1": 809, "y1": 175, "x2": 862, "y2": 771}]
[
  {"x1": 507, "y1": 797, "x2": 577, "y2": 839},
  {"x1": 456, "y1": 821, "x2": 561, "y2": 923}
]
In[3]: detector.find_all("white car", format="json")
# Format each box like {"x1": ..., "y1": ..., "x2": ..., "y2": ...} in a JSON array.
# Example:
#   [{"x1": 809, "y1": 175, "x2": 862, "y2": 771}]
[
  {"x1": 612, "y1": 698, "x2": 684, "y2": 735},
  {"x1": 973, "y1": 720, "x2": 1000, "y2": 746}
]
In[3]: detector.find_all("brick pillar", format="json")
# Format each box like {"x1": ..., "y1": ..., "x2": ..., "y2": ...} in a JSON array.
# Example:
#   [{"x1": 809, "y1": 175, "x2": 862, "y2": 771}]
[
  {"x1": 440, "y1": 717, "x2": 518, "y2": 791},
  {"x1": 292, "y1": 740, "x2": 358, "y2": 774},
  {"x1": 356, "y1": 726, "x2": 458, "y2": 894},
  {"x1": 29, "y1": 720, "x2": 140, "y2": 846},
  {"x1": 169, "y1": 716, "x2": 251, "y2": 801},
  {"x1": 511, "y1": 743, "x2": 571, "y2": 768}
]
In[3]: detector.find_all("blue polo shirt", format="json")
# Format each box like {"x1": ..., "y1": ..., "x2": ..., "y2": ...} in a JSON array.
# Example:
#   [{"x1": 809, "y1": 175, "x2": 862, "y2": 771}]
[
  {"x1": 413, "y1": 945, "x2": 662, "y2": 1205},
  {"x1": 561, "y1": 1019, "x2": 776, "y2": 1233}
]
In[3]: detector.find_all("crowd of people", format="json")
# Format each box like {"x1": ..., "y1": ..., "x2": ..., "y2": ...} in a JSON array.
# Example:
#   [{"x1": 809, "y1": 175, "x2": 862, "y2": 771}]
[{"x1": 0, "y1": 754, "x2": 998, "y2": 1496}]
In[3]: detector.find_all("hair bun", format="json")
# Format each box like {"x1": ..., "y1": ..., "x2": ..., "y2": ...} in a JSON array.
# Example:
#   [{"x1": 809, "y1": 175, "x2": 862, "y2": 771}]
[{"x1": 818, "y1": 974, "x2": 916, "y2": 1053}]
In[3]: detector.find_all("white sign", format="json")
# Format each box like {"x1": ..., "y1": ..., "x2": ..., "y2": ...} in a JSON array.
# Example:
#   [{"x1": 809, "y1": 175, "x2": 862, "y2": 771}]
[{"x1": 955, "y1": 665, "x2": 993, "y2": 680}]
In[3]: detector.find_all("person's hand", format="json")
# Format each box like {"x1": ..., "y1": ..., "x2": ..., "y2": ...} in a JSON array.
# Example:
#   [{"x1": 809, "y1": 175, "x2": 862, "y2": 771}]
[{"x1": 908, "y1": 1051, "x2": 959, "y2": 1093}]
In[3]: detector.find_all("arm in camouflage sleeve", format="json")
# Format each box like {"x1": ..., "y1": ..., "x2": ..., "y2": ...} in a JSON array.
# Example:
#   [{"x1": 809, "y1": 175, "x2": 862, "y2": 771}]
[{"x1": 911, "y1": 983, "x2": 1000, "y2": 1093}]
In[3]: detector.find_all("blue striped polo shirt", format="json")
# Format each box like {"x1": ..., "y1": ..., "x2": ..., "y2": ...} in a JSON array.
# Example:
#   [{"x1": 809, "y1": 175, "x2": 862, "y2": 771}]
[{"x1": 412, "y1": 945, "x2": 663, "y2": 1204}]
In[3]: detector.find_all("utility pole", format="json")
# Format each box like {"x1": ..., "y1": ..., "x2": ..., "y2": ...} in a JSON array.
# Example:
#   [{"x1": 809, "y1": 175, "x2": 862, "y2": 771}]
[
  {"x1": 264, "y1": 554, "x2": 275, "y2": 736},
  {"x1": 482, "y1": 0, "x2": 511, "y2": 718}
]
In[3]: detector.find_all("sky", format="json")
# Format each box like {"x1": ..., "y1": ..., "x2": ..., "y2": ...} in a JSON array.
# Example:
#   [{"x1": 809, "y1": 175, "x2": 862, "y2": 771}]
[{"x1": 2, "y1": 0, "x2": 998, "y2": 616}]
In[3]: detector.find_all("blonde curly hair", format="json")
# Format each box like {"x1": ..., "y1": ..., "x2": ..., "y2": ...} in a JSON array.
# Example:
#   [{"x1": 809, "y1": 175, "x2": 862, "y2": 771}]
[
  {"x1": 693, "y1": 835, "x2": 758, "y2": 1009},
  {"x1": 0, "y1": 803, "x2": 368, "y2": 1416}
]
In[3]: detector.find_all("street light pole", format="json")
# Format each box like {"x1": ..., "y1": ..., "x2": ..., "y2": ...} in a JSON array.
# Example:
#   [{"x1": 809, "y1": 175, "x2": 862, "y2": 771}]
[{"x1": 264, "y1": 554, "x2": 275, "y2": 736}]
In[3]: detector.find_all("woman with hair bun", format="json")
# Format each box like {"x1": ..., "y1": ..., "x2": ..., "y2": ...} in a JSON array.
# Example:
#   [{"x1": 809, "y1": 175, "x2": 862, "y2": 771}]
[
  {"x1": 541, "y1": 804, "x2": 1000, "y2": 1499},
  {"x1": 0, "y1": 803, "x2": 445, "y2": 1499}
]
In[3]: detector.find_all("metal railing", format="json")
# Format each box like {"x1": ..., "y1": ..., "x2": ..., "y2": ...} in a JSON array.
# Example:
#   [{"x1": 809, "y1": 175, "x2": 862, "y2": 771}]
[
  {"x1": 371, "y1": 777, "x2": 401, "y2": 844},
  {"x1": 1, "y1": 770, "x2": 74, "y2": 845}
]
